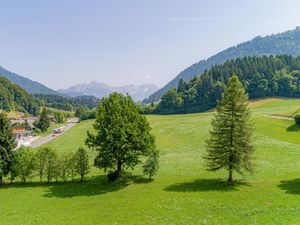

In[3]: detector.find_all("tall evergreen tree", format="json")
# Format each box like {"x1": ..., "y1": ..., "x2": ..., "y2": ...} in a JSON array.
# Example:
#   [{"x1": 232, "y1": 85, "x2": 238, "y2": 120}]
[
  {"x1": 0, "y1": 113, "x2": 16, "y2": 182},
  {"x1": 86, "y1": 93, "x2": 157, "y2": 181},
  {"x1": 204, "y1": 75, "x2": 254, "y2": 183},
  {"x1": 37, "y1": 108, "x2": 50, "y2": 132}
]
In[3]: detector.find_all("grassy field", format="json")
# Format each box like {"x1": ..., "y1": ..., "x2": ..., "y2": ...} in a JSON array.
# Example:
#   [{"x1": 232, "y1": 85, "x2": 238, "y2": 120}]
[{"x1": 1, "y1": 98, "x2": 300, "y2": 225}]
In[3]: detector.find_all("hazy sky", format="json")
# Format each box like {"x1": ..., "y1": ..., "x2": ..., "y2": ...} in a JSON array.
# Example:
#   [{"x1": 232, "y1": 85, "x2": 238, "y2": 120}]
[{"x1": 1, "y1": 0, "x2": 300, "y2": 89}]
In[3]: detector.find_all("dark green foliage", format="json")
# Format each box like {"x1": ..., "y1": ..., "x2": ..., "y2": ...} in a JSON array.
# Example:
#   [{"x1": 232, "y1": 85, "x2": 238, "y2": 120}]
[
  {"x1": 0, "y1": 76, "x2": 39, "y2": 115},
  {"x1": 295, "y1": 115, "x2": 300, "y2": 125},
  {"x1": 155, "y1": 88, "x2": 183, "y2": 114},
  {"x1": 0, "y1": 113, "x2": 16, "y2": 182},
  {"x1": 73, "y1": 148, "x2": 89, "y2": 182},
  {"x1": 205, "y1": 76, "x2": 254, "y2": 183},
  {"x1": 34, "y1": 94, "x2": 99, "y2": 111},
  {"x1": 156, "y1": 55, "x2": 300, "y2": 114},
  {"x1": 146, "y1": 27, "x2": 300, "y2": 103},
  {"x1": 86, "y1": 93, "x2": 157, "y2": 181},
  {"x1": 36, "y1": 108, "x2": 50, "y2": 132}
]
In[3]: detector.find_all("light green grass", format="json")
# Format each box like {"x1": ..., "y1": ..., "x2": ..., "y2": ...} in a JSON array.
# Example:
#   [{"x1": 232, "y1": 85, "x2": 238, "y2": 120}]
[{"x1": 1, "y1": 99, "x2": 300, "y2": 224}]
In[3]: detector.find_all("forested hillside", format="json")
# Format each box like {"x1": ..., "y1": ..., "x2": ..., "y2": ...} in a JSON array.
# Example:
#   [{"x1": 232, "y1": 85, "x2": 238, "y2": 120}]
[
  {"x1": 0, "y1": 66, "x2": 58, "y2": 95},
  {"x1": 0, "y1": 76, "x2": 39, "y2": 115},
  {"x1": 145, "y1": 27, "x2": 300, "y2": 103},
  {"x1": 156, "y1": 55, "x2": 300, "y2": 114},
  {"x1": 34, "y1": 94, "x2": 99, "y2": 111}
]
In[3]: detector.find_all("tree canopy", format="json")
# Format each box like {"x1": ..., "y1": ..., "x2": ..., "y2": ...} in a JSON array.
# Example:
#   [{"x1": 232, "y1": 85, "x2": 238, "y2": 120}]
[{"x1": 86, "y1": 93, "x2": 157, "y2": 181}]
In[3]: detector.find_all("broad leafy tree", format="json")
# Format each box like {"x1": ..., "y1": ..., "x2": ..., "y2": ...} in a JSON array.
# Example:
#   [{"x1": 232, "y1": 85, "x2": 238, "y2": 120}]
[
  {"x1": 204, "y1": 75, "x2": 254, "y2": 183},
  {"x1": 86, "y1": 93, "x2": 157, "y2": 181},
  {"x1": 12, "y1": 147, "x2": 36, "y2": 183},
  {"x1": 73, "y1": 148, "x2": 89, "y2": 182},
  {"x1": 0, "y1": 112, "x2": 16, "y2": 182}
]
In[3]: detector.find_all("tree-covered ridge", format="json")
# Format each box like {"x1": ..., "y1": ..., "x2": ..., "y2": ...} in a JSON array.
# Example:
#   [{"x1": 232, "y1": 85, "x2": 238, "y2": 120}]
[
  {"x1": 0, "y1": 66, "x2": 58, "y2": 95},
  {"x1": 145, "y1": 27, "x2": 300, "y2": 103},
  {"x1": 156, "y1": 55, "x2": 300, "y2": 114},
  {"x1": 0, "y1": 76, "x2": 39, "y2": 115},
  {"x1": 34, "y1": 94, "x2": 99, "y2": 111}
]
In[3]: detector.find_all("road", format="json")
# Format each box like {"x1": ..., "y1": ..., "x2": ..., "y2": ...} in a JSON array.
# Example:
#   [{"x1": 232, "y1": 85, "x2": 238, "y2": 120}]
[{"x1": 31, "y1": 118, "x2": 79, "y2": 149}]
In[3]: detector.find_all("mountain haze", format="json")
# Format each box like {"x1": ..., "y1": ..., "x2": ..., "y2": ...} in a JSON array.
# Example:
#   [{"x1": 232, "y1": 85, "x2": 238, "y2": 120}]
[
  {"x1": 0, "y1": 66, "x2": 58, "y2": 95},
  {"x1": 145, "y1": 26, "x2": 300, "y2": 103},
  {"x1": 58, "y1": 81, "x2": 159, "y2": 101}
]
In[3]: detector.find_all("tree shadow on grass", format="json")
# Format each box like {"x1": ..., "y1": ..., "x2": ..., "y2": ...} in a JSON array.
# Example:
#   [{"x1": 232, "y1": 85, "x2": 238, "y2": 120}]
[
  {"x1": 1, "y1": 175, "x2": 130, "y2": 198},
  {"x1": 286, "y1": 124, "x2": 300, "y2": 132},
  {"x1": 0, "y1": 174, "x2": 154, "y2": 198},
  {"x1": 278, "y1": 179, "x2": 300, "y2": 195},
  {"x1": 164, "y1": 179, "x2": 249, "y2": 193}
]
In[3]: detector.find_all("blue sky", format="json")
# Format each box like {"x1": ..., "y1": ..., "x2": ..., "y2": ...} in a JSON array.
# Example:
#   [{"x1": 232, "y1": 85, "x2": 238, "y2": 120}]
[{"x1": 1, "y1": 0, "x2": 300, "y2": 89}]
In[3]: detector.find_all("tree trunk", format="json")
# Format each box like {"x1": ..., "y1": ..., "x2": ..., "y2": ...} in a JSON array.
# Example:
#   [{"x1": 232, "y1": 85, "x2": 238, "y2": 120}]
[
  {"x1": 117, "y1": 160, "x2": 122, "y2": 177},
  {"x1": 228, "y1": 164, "x2": 233, "y2": 184},
  {"x1": 0, "y1": 174, "x2": 2, "y2": 184}
]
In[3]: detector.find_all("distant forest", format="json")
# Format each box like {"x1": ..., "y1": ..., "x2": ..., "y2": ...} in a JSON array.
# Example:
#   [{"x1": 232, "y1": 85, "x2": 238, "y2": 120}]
[
  {"x1": 0, "y1": 76, "x2": 39, "y2": 115},
  {"x1": 155, "y1": 55, "x2": 300, "y2": 114},
  {"x1": 0, "y1": 76, "x2": 99, "y2": 116}
]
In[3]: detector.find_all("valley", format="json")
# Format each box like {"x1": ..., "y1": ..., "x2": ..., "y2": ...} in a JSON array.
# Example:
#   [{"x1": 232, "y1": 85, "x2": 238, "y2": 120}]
[{"x1": 1, "y1": 98, "x2": 300, "y2": 224}]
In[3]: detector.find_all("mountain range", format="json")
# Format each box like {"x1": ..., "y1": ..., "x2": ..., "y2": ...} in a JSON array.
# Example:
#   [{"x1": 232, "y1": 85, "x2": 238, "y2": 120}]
[
  {"x1": 0, "y1": 66, "x2": 58, "y2": 95},
  {"x1": 144, "y1": 26, "x2": 300, "y2": 103},
  {"x1": 57, "y1": 81, "x2": 159, "y2": 101}
]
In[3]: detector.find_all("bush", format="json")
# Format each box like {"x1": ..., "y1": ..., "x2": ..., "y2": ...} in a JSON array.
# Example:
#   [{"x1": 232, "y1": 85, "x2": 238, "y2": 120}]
[
  {"x1": 295, "y1": 115, "x2": 300, "y2": 125},
  {"x1": 143, "y1": 154, "x2": 159, "y2": 179}
]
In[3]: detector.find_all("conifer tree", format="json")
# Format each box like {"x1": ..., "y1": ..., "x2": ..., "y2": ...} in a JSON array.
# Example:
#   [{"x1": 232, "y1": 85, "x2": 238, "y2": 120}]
[
  {"x1": 0, "y1": 113, "x2": 16, "y2": 182},
  {"x1": 204, "y1": 75, "x2": 254, "y2": 183},
  {"x1": 37, "y1": 108, "x2": 50, "y2": 132}
]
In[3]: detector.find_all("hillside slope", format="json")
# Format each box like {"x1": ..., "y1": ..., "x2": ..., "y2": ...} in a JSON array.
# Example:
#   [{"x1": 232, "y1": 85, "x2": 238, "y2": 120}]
[
  {"x1": 0, "y1": 66, "x2": 58, "y2": 95},
  {"x1": 0, "y1": 76, "x2": 38, "y2": 115},
  {"x1": 155, "y1": 55, "x2": 300, "y2": 114},
  {"x1": 145, "y1": 26, "x2": 300, "y2": 103}
]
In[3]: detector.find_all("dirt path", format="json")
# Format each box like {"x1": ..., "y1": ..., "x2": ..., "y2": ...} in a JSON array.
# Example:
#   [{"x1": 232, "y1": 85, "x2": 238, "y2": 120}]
[{"x1": 269, "y1": 114, "x2": 294, "y2": 120}]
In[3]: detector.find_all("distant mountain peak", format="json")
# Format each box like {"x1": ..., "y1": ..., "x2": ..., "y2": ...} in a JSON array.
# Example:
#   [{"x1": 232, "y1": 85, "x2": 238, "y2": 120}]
[{"x1": 58, "y1": 81, "x2": 159, "y2": 101}]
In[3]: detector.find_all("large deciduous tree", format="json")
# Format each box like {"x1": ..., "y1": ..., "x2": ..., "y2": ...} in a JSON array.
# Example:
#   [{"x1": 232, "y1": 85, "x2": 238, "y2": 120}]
[
  {"x1": 86, "y1": 93, "x2": 157, "y2": 181},
  {"x1": 204, "y1": 75, "x2": 254, "y2": 183},
  {"x1": 0, "y1": 112, "x2": 16, "y2": 182}
]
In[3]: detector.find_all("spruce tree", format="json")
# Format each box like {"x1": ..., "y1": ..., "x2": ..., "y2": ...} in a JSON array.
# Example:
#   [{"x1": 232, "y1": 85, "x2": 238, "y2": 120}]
[
  {"x1": 0, "y1": 113, "x2": 16, "y2": 182},
  {"x1": 37, "y1": 108, "x2": 50, "y2": 132},
  {"x1": 204, "y1": 75, "x2": 254, "y2": 183}
]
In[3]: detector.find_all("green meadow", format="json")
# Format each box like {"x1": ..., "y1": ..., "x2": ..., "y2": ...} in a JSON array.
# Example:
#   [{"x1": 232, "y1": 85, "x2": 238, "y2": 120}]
[{"x1": 1, "y1": 98, "x2": 300, "y2": 225}]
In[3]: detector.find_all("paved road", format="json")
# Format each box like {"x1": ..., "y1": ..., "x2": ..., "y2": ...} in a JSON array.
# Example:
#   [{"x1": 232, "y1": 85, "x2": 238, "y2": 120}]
[{"x1": 31, "y1": 118, "x2": 79, "y2": 149}]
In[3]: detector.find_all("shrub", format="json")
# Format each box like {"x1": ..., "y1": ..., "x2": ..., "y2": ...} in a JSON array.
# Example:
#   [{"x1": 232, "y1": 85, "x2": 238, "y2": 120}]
[
  {"x1": 295, "y1": 115, "x2": 300, "y2": 125},
  {"x1": 143, "y1": 154, "x2": 159, "y2": 179}
]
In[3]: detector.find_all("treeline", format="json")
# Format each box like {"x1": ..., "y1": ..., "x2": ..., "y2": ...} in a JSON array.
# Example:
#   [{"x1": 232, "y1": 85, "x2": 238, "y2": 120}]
[
  {"x1": 34, "y1": 94, "x2": 99, "y2": 111},
  {"x1": 155, "y1": 55, "x2": 300, "y2": 114},
  {"x1": 9, "y1": 147, "x2": 89, "y2": 183},
  {"x1": 0, "y1": 76, "x2": 39, "y2": 115}
]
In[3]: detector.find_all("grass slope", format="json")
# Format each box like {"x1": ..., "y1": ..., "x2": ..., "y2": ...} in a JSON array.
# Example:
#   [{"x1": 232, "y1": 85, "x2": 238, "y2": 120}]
[{"x1": 1, "y1": 98, "x2": 300, "y2": 225}]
